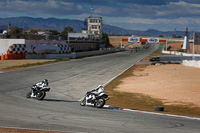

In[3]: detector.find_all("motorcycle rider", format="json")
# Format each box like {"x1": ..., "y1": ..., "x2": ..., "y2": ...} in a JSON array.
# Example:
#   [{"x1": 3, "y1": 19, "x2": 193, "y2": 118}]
[
  {"x1": 31, "y1": 79, "x2": 48, "y2": 96},
  {"x1": 87, "y1": 85, "x2": 105, "y2": 101}
]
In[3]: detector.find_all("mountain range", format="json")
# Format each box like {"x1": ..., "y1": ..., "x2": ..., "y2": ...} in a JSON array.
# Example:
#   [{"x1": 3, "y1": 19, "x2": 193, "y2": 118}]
[{"x1": 0, "y1": 17, "x2": 189, "y2": 37}]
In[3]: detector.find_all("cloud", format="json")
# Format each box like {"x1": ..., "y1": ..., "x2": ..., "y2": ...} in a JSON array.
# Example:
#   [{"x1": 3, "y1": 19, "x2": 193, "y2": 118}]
[
  {"x1": 0, "y1": 0, "x2": 87, "y2": 16},
  {"x1": 93, "y1": 0, "x2": 200, "y2": 19},
  {"x1": 1, "y1": 0, "x2": 200, "y2": 19},
  {"x1": 0, "y1": 0, "x2": 200, "y2": 31}
]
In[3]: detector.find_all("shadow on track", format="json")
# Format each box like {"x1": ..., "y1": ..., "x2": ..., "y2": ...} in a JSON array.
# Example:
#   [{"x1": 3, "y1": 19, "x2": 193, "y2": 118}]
[{"x1": 43, "y1": 98, "x2": 78, "y2": 103}]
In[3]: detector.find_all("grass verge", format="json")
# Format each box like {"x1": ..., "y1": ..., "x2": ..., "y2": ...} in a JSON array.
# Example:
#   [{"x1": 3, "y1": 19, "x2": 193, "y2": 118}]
[
  {"x1": 3, "y1": 58, "x2": 70, "y2": 70},
  {"x1": 105, "y1": 64, "x2": 200, "y2": 118}
]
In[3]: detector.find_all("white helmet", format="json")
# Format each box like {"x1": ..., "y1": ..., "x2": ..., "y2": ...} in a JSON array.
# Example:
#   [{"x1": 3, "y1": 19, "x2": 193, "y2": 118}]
[{"x1": 98, "y1": 85, "x2": 103, "y2": 88}]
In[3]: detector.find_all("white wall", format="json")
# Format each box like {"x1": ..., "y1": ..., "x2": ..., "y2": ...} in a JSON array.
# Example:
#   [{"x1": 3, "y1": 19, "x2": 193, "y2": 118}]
[
  {"x1": 182, "y1": 60, "x2": 200, "y2": 68},
  {"x1": 162, "y1": 50, "x2": 200, "y2": 56},
  {"x1": 0, "y1": 39, "x2": 25, "y2": 55}
]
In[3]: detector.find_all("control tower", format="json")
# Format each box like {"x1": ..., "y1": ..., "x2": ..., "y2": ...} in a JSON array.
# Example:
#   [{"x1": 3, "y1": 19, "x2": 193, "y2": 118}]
[{"x1": 82, "y1": 0, "x2": 103, "y2": 41}]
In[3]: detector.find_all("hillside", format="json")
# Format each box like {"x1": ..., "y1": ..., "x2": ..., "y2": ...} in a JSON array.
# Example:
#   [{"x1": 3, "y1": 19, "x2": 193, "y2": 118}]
[{"x1": 0, "y1": 17, "x2": 188, "y2": 37}]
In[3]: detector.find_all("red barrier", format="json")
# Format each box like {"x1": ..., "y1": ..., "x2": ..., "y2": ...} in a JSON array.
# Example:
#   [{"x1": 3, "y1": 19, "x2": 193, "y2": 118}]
[
  {"x1": 5, "y1": 54, "x2": 10, "y2": 60},
  {"x1": 1, "y1": 55, "x2": 5, "y2": 60},
  {"x1": 2, "y1": 53, "x2": 26, "y2": 60},
  {"x1": 122, "y1": 38, "x2": 128, "y2": 42},
  {"x1": 160, "y1": 40, "x2": 167, "y2": 42},
  {"x1": 140, "y1": 38, "x2": 148, "y2": 42}
]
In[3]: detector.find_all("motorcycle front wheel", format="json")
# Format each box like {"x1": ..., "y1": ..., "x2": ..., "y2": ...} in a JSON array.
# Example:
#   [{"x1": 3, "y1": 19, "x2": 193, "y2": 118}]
[
  {"x1": 94, "y1": 98, "x2": 105, "y2": 108},
  {"x1": 36, "y1": 91, "x2": 46, "y2": 100},
  {"x1": 80, "y1": 97, "x2": 86, "y2": 106},
  {"x1": 26, "y1": 91, "x2": 32, "y2": 98}
]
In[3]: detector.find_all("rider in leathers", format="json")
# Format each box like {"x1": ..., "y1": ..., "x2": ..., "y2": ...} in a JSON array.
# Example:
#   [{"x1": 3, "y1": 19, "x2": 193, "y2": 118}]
[
  {"x1": 88, "y1": 85, "x2": 105, "y2": 101},
  {"x1": 31, "y1": 79, "x2": 48, "y2": 96}
]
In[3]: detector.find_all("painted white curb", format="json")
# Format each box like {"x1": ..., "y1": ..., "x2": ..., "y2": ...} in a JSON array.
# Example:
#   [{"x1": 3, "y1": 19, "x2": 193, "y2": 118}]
[{"x1": 104, "y1": 105, "x2": 200, "y2": 121}]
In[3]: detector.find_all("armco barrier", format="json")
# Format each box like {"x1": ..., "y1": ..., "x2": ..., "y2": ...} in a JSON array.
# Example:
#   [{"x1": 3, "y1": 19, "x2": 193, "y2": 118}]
[
  {"x1": 25, "y1": 48, "x2": 124, "y2": 59},
  {"x1": 74, "y1": 49, "x2": 117, "y2": 58}
]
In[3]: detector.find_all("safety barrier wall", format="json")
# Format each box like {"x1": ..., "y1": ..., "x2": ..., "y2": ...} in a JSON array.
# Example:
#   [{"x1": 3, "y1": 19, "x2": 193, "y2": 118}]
[
  {"x1": 1, "y1": 53, "x2": 26, "y2": 60},
  {"x1": 8, "y1": 44, "x2": 71, "y2": 54},
  {"x1": 1, "y1": 43, "x2": 71, "y2": 60},
  {"x1": 162, "y1": 50, "x2": 200, "y2": 57},
  {"x1": 182, "y1": 60, "x2": 200, "y2": 68},
  {"x1": 0, "y1": 39, "x2": 25, "y2": 55},
  {"x1": 74, "y1": 48, "x2": 121, "y2": 58},
  {"x1": 159, "y1": 56, "x2": 199, "y2": 61},
  {"x1": 25, "y1": 48, "x2": 123, "y2": 59}
]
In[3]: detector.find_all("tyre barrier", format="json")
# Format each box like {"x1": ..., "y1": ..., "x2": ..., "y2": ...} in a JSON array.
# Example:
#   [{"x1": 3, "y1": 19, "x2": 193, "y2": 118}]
[
  {"x1": 2, "y1": 43, "x2": 71, "y2": 60},
  {"x1": 8, "y1": 44, "x2": 71, "y2": 54},
  {"x1": 154, "y1": 106, "x2": 164, "y2": 111},
  {"x1": 8, "y1": 44, "x2": 26, "y2": 54}
]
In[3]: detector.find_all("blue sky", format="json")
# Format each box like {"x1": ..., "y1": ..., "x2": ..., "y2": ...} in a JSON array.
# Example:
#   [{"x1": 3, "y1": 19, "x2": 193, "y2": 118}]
[{"x1": 0, "y1": 0, "x2": 200, "y2": 31}]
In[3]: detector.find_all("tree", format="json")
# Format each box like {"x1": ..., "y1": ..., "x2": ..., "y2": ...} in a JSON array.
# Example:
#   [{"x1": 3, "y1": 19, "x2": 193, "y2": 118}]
[
  {"x1": 102, "y1": 33, "x2": 112, "y2": 47},
  {"x1": 61, "y1": 26, "x2": 73, "y2": 34},
  {"x1": 9, "y1": 26, "x2": 23, "y2": 35},
  {"x1": 61, "y1": 26, "x2": 74, "y2": 39},
  {"x1": 49, "y1": 30, "x2": 59, "y2": 35},
  {"x1": 29, "y1": 29, "x2": 38, "y2": 35}
]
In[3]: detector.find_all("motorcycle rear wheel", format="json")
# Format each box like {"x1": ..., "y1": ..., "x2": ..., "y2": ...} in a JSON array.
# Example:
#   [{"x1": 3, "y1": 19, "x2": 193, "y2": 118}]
[
  {"x1": 94, "y1": 98, "x2": 105, "y2": 108},
  {"x1": 36, "y1": 91, "x2": 46, "y2": 100}
]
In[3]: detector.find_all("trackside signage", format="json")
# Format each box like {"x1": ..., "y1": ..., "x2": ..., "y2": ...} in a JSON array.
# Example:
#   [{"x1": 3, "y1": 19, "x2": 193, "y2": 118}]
[
  {"x1": 128, "y1": 37, "x2": 140, "y2": 43},
  {"x1": 148, "y1": 38, "x2": 159, "y2": 43}
]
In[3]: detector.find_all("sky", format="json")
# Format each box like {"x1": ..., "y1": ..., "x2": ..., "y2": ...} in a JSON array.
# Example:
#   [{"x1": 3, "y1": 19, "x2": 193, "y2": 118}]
[{"x1": 0, "y1": 0, "x2": 200, "y2": 31}]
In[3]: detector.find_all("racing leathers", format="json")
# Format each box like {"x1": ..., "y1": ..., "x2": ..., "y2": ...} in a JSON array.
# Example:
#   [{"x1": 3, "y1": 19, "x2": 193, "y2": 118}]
[
  {"x1": 31, "y1": 79, "x2": 48, "y2": 96},
  {"x1": 88, "y1": 85, "x2": 105, "y2": 101}
]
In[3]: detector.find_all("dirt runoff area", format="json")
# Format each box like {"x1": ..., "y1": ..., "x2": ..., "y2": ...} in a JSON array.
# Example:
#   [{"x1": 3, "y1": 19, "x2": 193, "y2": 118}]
[
  {"x1": 117, "y1": 64, "x2": 200, "y2": 107},
  {"x1": 0, "y1": 59, "x2": 55, "y2": 71}
]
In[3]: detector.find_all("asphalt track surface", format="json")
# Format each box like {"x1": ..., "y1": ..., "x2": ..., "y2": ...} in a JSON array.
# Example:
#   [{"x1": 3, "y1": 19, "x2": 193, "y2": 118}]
[{"x1": 0, "y1": 44, "x2": 200, "y2": 133}]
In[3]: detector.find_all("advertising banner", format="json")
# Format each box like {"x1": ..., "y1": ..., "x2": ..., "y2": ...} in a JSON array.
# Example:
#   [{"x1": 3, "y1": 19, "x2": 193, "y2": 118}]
[
  {"x1": 128, "y1": 37, "x2": 140, "y2": 43},
  {"x1": 148, "y1": 38, "x2": 159, "y2": 43}
]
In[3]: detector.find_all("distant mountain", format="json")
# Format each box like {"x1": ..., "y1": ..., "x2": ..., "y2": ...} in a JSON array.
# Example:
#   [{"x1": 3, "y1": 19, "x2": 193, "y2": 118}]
[
  {"x1": 0, "y1": 17, "x2": 189, "y2": 37},
  {"x1": 0, "y1": 17, "x2": 84, "y2": 32}
]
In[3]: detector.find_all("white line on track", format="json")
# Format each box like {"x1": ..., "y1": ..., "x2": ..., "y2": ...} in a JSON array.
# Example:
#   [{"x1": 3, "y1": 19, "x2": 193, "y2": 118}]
[{"x1": 104, "y1": 105, "x2": 200, "y2": 121}]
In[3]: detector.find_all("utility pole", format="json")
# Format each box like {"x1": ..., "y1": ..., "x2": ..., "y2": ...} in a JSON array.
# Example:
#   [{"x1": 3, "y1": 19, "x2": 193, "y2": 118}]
[
  {"x1": 7, "y1": 21, "x2": 11, "y2": 35},
  {"x1": 23, "y1": 20, "x2": 25, "y2": 35},
  {"x1": 90, "y1": 0, "x2": 93, "y2": 17}
]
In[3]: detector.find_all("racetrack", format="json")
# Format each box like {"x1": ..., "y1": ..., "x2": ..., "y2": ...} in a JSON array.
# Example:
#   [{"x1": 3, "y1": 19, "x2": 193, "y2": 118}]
[{"x1": 0, "y1": 44, "x2": 200, "y2": 133}]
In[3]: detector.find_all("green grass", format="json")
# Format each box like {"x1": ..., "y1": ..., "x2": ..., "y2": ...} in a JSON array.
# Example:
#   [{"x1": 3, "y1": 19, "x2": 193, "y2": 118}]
[
  {"x1": 105, "y1": 64, "x2": 200, "y2": 118},
  {"x1": 3, "y1": 58, "x2": 70, "y2": 70}
]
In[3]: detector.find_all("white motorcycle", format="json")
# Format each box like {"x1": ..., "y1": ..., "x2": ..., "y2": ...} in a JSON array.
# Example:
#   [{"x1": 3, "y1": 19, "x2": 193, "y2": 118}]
[
  {"x1": 80, "y1": 91, "x2": 109, "y2": 108},
  {"x1": 26, "y1": 84, "x2": 50, "y2": 100}
]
